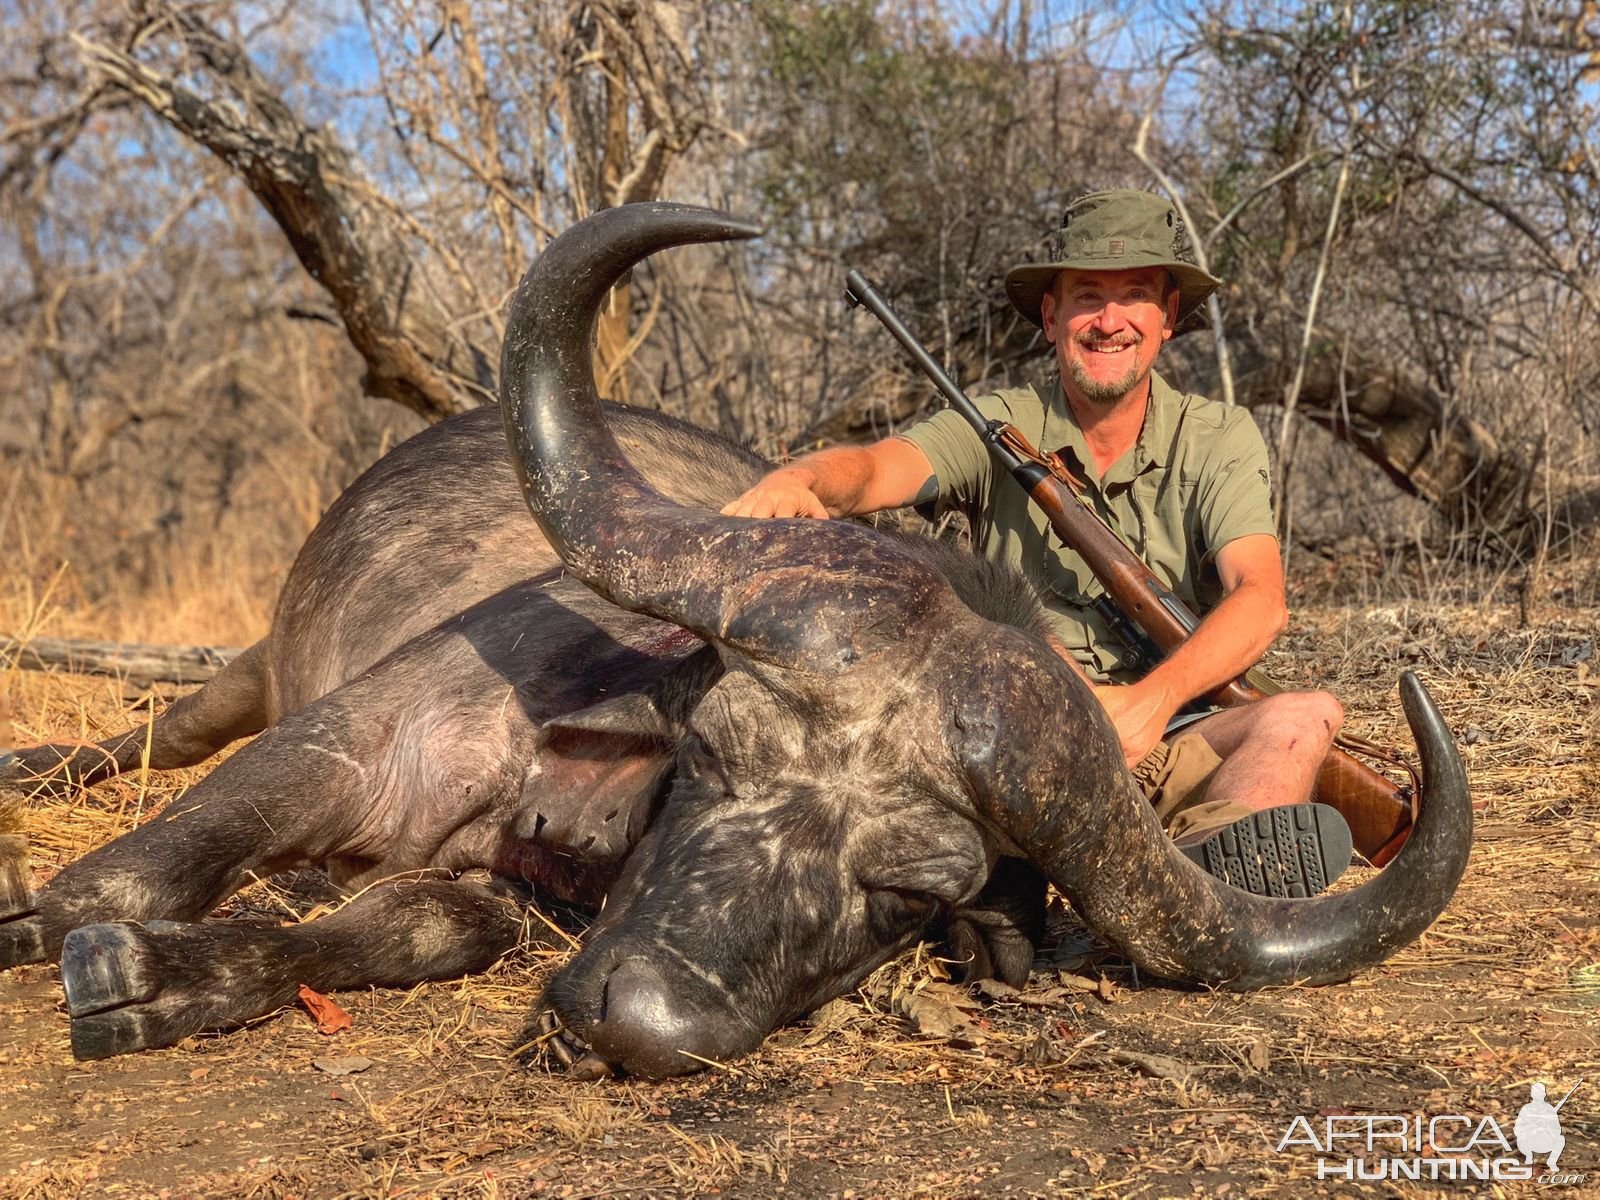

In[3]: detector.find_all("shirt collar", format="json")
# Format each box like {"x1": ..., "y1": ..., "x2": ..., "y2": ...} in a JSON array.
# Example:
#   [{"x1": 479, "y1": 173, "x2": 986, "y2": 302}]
[{"x1": 1042, "y1": 367, "x2": 1181, "y2": 484}]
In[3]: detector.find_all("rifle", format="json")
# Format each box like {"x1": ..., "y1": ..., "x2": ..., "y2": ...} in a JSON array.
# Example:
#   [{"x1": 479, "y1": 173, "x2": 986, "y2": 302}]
[{"x1": 844, "y1": 270, "x2": 1416, "y2": 867}]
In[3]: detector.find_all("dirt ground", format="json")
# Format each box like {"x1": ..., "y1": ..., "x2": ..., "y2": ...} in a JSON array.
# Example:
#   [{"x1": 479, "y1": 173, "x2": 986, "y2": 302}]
[{"x1": 2, "y1": 589, "x2": 1597, "y2": 1199}]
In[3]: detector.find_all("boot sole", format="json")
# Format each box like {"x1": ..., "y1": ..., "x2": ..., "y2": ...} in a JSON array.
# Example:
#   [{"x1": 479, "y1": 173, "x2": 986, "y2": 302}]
[{"x1": 1180, "y1": 803, "x2": 1352, "y2": 899}]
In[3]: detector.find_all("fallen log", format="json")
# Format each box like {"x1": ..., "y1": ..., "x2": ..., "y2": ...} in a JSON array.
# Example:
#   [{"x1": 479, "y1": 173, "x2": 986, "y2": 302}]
[{"x1": 1, "y1": 637, "x2": 241, "y2": 689}]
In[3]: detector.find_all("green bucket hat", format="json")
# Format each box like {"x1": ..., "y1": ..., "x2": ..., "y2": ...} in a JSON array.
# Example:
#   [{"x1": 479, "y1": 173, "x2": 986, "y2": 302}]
[{"x1": 1004, "y1": 189, "x2": 1223, "y2": 331}]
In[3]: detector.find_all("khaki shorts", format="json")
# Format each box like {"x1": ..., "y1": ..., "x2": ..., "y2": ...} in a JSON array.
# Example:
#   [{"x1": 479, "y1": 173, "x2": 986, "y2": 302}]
[{"x1": 1131, "y1": 733, "x2": 1254, "y2": 844}]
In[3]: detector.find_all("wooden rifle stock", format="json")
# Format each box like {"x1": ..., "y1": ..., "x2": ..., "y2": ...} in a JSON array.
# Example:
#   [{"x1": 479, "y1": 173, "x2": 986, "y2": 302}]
[{"x1": 844, "y1": 269, "x2": 1416, "y2": 866}]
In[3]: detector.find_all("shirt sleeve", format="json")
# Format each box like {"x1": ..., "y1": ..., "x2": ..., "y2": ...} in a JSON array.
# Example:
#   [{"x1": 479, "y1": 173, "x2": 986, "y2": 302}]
[
  {"x1": 895, "y1": 394, "x2": 1012, "y2": 517},
  {"x1": 1195, "y1": 409, "x2": 1278, "y2": 562}
]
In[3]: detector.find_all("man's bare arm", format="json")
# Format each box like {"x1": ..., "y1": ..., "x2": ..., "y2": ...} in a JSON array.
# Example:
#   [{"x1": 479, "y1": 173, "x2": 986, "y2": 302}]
[
  {"x1": 721, "y1": 437, "x2": 937, "y2": 519},
  {"x1": 1094, "y1": 533, "x2": 1288, "y2": 765}
]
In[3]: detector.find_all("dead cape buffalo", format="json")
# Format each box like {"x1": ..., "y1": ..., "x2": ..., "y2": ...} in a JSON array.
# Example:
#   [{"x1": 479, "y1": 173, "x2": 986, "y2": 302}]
[{"x1": 0, "y1": 202, "x2": 1470, "y2": 1079}]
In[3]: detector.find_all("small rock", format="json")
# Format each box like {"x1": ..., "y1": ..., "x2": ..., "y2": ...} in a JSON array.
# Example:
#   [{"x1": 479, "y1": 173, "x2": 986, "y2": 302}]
[{"x1": 1559, "y1": 640, "x2": 1593, "y2": 667}]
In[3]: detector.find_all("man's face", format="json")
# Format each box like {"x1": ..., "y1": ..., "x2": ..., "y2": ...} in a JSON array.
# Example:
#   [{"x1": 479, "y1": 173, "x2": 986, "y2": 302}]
[{"x1": 1040, "y1": 267, "x2": 1178, "y2": 409}]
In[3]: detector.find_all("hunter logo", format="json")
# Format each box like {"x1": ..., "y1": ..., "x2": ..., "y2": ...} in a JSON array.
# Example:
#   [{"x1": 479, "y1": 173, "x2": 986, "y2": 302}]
[
  {"x1": 1274, "y1": 1080, "x2": 1587, "y2": 1185},
  {"x1": 1517, "y1": 1082, "x2": 1580, "y2": 1171}
]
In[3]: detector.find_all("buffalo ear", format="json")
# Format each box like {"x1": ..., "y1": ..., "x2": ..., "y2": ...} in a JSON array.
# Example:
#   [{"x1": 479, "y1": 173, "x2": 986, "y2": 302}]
[
  {"x1": 536, "y1": 692, "x2": 680, "y2": 744},
  {"x1": 544, "y1": 644, "x2": 721, "y2": 744},
  {"x1": 514, "y1": 646, "x2": 722, "y2": 863}
]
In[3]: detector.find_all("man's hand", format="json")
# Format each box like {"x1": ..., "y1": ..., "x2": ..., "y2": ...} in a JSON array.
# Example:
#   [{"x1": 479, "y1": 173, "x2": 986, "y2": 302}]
[
  {"x1": 1042, "y1": 633, "x2": 1168, "y2": 766},
  {"x1": 721, "y1": 468, "x2": 830, "y2": 519},
  {"x1": 1092, "y1": 679, "x2": 1181, "y2": 768}
]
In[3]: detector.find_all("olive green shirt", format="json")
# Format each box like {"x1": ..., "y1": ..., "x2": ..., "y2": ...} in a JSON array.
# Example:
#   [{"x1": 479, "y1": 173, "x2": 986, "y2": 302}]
[{"x1": 897, "y1": 370, "x2": 1276, "y2": 683}]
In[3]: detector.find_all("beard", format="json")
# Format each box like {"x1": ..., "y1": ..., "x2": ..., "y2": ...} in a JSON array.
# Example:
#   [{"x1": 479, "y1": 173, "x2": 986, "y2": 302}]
[{"x1": 1066, "y1": 335, "x2": 1145, "y2": 406}]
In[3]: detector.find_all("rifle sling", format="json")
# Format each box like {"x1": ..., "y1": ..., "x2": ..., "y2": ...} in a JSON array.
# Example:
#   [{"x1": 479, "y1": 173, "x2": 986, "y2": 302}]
[{"x1": 1334, "y1": 730, "x2": 1421, "y2": 820}]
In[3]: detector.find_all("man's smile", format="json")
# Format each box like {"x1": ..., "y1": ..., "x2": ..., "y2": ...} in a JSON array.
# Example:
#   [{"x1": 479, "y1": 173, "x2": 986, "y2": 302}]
[{"x1": 1076, "y1": 337, "x2": 1140, "y2": 361}]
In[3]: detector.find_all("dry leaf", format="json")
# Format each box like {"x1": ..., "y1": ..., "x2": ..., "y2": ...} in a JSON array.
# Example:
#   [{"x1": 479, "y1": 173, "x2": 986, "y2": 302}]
[
  {"x1": 977, "y1": 979, "x2": 1074, "y2": 1008},
  {"x1": 918, "y1": 981, "x2": 984, "y2": 1012},
  {"x1": 298, "y1": 984, "x2": 353, "y2": 1035},
  {"x1": 1107, "y1": 1048, "x2": 1199, "y2": 1083},
  {"x1": 1248, "y1": 1039, "x2": 1270, "y2": 1071},
  {"x1": 901, "y1": 989, "x2": 987, "y2": 1047},
  {"x1": 313, "y1": 1056, "x2": 374, "y2": 1076},
  {"x1": 800, "y1": 998, "x2": 858, "y2": 1047},
  {"x1": 974, "y1": 978, "x2": 1019, "y2": 1001}
]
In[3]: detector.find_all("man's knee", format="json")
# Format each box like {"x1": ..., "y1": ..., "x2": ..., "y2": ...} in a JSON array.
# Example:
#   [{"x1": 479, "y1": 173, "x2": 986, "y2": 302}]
[
  {"x1": 1305, "y1": 690, "x2": 1343, "y2": 736},
  {"x1": 1287, "y1": 690, "x2": 1343, "y2": 733},
  {"x1": 1259, "y1": 690, "x2": 1343, "y2": 743},
  {"x1": 1241, "y1": 691, "x2": 1344, "y2": 755}
]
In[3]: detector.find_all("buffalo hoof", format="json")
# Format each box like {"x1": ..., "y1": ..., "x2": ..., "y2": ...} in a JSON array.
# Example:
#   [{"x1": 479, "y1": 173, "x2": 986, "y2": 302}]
[
  {"x1": 0, "y1": 835, "x2": 43, "y2": 969},
  {"x1": 0, "y1": 919, "x2": 44, "y2": 969},
  {"x1": 61, "y1": 921, "x2": 206, "y2": 1060}
]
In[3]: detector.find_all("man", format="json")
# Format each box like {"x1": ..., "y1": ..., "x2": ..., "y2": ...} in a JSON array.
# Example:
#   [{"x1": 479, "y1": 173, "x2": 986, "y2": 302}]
[{"x1": 723, "y1": 188, "x2": 1351, "y2": 897}]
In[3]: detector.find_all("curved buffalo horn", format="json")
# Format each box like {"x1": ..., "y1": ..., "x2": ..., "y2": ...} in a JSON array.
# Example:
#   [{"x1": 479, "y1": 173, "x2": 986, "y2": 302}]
[
  {"x1": 963, "y1": 667, "x2": 1471, "y2": 987},
  {"x1": 501, "y1": 202, "x2": 962, "y2": 667},
  {"x1": 508, "y1": 205, "x2": 1470, "y2": 985}
]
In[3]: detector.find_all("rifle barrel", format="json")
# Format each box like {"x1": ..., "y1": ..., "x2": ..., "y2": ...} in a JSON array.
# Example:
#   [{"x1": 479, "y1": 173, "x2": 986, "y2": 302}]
[
  {"x1": 844, "y1": 271, "x2": 1026, "y2": 474},
  {"x1": 1553, "y1": 1081, "x2": 1582, "y2": 1113}
]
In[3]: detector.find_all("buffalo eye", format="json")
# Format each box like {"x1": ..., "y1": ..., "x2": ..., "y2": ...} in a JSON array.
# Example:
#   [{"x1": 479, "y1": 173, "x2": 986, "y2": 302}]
[
  {"x1": 865, "y1": 886, "x2": 939, "y2": 935},
  {"x1": 681, "y1": 735, "x2": 733, "y2": 795}
]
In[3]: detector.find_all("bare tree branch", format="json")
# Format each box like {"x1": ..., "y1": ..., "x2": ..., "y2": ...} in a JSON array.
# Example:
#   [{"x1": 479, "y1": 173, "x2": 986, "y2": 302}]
[
  {"x1": 1275, "y1": 9, "x2": 1358, "y2": 548},
  {"x1": 72, "y1": 21, "x2": 492, "y2": 422},
  {"x1": 1, "y1": 636, "x2": 240, "y2": 688},
  {"x1": 1131, "y1": 57, "x2": 1236, "y2": 408}
]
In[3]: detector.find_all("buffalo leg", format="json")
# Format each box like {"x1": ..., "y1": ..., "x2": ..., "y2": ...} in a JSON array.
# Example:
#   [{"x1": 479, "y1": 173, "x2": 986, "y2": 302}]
[
  {"x1": 0, "y1": 834, "x2": 35, "y2": 964},
  {"x1": 0, "y1": 639, "x2": 271, "y2": 797},
  {"x1": 61, "y1": 870, "x2": 526, "y2": 1059},
  {"x1": 0, "y1": 709, "x2": 383, "y2": 969}
]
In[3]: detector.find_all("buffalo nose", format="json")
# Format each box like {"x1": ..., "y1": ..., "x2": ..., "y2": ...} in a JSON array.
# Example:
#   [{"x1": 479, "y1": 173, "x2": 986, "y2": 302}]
[{"x1": 585, "y1": 957, "x2": 739, "y2": 1078}]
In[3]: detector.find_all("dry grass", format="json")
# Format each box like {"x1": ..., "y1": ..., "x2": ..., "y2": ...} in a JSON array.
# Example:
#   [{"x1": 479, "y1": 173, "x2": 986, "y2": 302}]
[{"x1": 3, "y1": 486, "x2": 1598, "y2": 1196}]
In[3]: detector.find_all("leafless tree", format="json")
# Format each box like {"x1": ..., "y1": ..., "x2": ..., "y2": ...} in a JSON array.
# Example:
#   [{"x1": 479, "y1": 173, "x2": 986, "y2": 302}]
[
  {"x1": 3, "y1": 0, "x2": 1596, "y2": 628},
  {"x1": 1, "y1": 2, "x2": 417, "y2": 618},
  {"x1": 1156, "y1": 0, "x2": 1600, "y2": 551}
]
